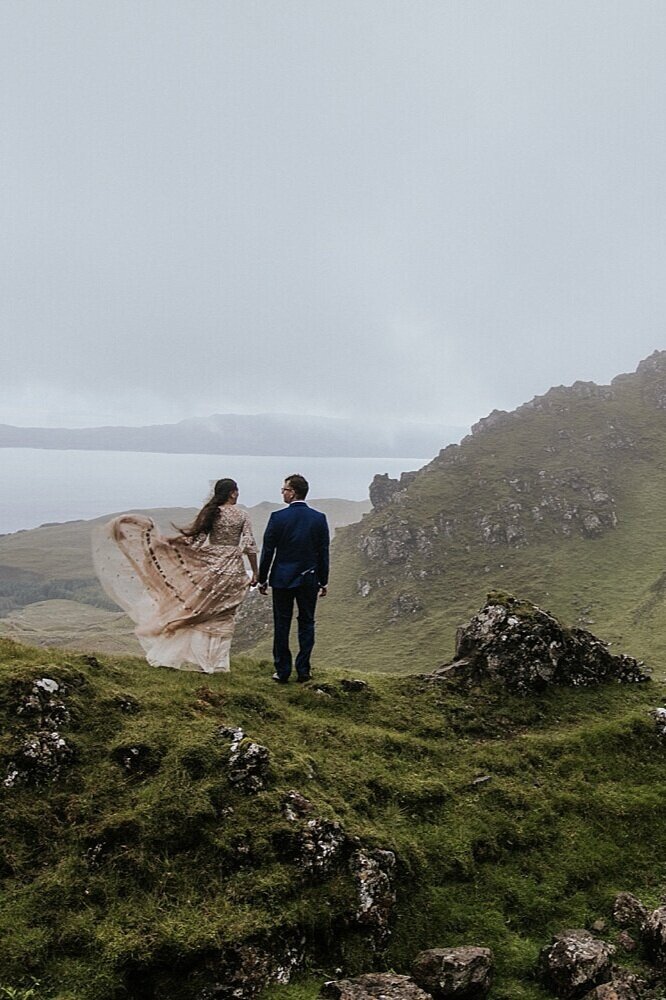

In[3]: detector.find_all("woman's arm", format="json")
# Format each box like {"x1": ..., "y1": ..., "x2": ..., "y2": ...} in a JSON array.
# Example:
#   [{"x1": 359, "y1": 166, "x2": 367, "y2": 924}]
[{"x1": 247, "y1": 550, "x2": 258, "y2": 587}]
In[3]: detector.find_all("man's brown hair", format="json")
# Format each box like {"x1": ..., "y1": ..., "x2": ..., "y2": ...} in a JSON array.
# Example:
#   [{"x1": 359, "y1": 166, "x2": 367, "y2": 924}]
[{"x1": 285, "y1": 474, "x2": 309, "y2": 499}]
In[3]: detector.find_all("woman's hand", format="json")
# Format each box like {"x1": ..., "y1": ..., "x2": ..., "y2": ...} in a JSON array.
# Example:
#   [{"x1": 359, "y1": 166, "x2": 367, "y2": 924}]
[{"x1": 249, "y1": 574, "x2": 258, "y2": 587}]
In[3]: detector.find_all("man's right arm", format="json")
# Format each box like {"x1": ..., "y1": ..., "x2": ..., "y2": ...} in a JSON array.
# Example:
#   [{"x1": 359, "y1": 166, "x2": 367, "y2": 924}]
[{"x1": 258, "y1": 514, "x2": 278, "y2": 593}]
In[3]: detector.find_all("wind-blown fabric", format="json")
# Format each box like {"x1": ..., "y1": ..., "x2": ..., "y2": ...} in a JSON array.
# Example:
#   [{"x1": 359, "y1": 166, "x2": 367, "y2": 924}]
[{"x1": 92, "y1": 506, "x2": 257, "y2": 672}]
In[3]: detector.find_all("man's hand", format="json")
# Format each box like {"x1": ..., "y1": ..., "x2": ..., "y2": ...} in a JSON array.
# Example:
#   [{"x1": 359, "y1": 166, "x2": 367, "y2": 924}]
[
  {"x1": 319, "y1": 586, "x2": 328, "y2": 597},
  {"x1": 258, "y1": 583, "x2": 268, "y2": 596}
]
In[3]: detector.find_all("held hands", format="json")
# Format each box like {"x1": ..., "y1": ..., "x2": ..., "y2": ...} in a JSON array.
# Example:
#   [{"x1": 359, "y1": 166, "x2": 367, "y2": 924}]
[
  {"x1": 258, "y1": 583, "x2": 268, "y2": 596},
  {"x1": 249, "y1": 574, "x2": 258, "y2": 588}
]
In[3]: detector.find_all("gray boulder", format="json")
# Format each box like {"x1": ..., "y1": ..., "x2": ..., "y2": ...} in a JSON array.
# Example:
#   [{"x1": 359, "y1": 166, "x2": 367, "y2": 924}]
[
  {"x1": 540, "y1": 929, "x2": 615, "y2": 998},
  {"x1": 643, "y1": 905, "x2": 666, "y2": 965},
  {"x1": 411, "y1": 946, "x2": 494, "y2": 998},
  {"x1": 426, "y1": 594, "x2": 649, "y2": 694},
  {"x1": 612, "y1": 893, "x2": 648, "y2": 930},
  {"x1": 581, "y1": 967, "x2": 646, "y2": 999},
  {"x1": 350, "y1": 848, "x2": 396, "y2": 946},
  {"x1": 321, "y1": 973, "x2": 430, "y2": 999}
]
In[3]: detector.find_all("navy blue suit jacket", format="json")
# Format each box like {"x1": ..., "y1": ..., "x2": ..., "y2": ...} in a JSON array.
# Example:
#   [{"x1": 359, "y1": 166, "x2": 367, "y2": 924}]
[{"x1": 259, "y1": 502, "x2": 330, "y2": 589}]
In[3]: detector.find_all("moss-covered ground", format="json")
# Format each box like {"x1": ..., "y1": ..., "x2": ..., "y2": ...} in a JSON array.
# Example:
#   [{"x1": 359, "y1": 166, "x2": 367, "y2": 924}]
[{"x1": 1, "y1": 637, "x2": 666, "y2": 998}]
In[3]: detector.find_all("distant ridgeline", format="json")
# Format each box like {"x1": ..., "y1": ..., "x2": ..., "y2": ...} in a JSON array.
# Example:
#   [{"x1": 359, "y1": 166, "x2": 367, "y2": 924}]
[
  {"x1": 0, "y1": 413, "x2": 466, "y2": 458},
  {"x1": 317, "y1": 350, "x2": 666, "y2": 674}
]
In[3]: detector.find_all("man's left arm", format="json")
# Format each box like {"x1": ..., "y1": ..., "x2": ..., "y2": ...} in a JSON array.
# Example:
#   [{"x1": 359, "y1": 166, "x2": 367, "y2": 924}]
[{"x1": 317, "y1": 515, "x2": 330, "y2": 596}]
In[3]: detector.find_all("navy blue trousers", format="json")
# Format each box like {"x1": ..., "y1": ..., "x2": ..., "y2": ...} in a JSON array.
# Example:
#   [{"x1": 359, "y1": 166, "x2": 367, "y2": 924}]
[{"x1": 272, "y1": 577, "x2": 319, "y2": 680}]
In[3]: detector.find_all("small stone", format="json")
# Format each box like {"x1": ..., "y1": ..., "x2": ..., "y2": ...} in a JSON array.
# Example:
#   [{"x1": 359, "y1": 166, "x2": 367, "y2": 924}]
[
  {"x1": 412, "y1": 946, "x2": 494, "y2": 998},
  {"x1": 339, "y1": 679, "x2": 369, "y2": 693},
  {"x1": 612, "y1": 893, "x2": 648, "y2": 929},
  {"x1": 321, "y1": 973, "x2": 430, "y2": 999},
  {"x1": 591, "y1": 919, "x2": 607, "y2": 933},
  {"x1": 616, "y1": 931, "x2": 637, "y2": 952}
]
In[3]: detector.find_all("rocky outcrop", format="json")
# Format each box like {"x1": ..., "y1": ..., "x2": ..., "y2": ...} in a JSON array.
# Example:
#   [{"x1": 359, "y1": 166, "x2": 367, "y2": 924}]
[
  {"x1": 4, "y1": 675, "x2": 75, "y2": 787},
  {"x1": 643, "y1": 906, "x2": 666, "y2": 966},
  {"x1": 199, "y1": 939, "x2": 304, "y2": 999},
  {"x1": 350, "y1": 848, "x2": 396, "y2": 946},
  {"x1": 540, "y1": 929, "x2": 615, "y2": 998},
  {"x1": 359, "y1": 518, "x2": 415, "y2": 564},
  {"x1": 217, "y1": 726, "x2": 270, "y2": 793},
  {"x1": 411, "y1": 946, "x2": 494, "y2": 998},
  {"x1": 280, "y1": 790, "x2": 347, "y2": 874},
  {"x1": 635, "y1": 349, "x2": 666, "y2": 410},
  {"x1": 425, "y1": 594, "x2": 649, "y2": 694},
  {"x1": 369, "y1": 472, "x2": 418, "y2": 510},
  {"x1": 321, "y1": 973, "x2": 430, "y2": 1000}
]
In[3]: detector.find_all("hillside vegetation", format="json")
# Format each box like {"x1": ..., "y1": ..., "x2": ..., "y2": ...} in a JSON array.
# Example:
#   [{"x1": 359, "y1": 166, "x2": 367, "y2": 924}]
[
  {"x1": 1, "y1": 635, "x2": 665, "y2": 999},
  {"x1": 310, "y1": 351, "x2": 666, "y2": 675}
]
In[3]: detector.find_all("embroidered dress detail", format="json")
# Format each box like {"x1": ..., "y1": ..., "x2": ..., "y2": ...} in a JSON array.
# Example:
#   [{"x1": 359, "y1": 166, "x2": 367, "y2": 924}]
[{"x1": 92, "y1": 506, "x2": 257, "y2": 672}]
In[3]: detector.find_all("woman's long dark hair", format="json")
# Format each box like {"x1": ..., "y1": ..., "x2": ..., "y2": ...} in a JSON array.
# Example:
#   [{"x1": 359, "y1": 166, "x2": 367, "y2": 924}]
[{"x1": 178, "y1": 478, "x2": 238, "y2": 538}]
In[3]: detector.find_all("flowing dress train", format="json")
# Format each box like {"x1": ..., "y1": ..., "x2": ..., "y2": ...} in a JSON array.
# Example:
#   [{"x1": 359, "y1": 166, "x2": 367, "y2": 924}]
[{"x1": 92, "y1": 506, "x2": 257, "y2": 672}]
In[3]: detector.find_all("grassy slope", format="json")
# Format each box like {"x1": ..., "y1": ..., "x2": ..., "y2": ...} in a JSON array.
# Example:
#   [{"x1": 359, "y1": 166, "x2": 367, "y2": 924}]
[
  {"x1": 1, "y1": 639, "x2": 666, "y2": 999},
  {"x1": 312, "y1": 373, "x2": 666, "y2": 675},
  {"x1": 0, "y1": 500, "x2": 370, "y2": 582}
]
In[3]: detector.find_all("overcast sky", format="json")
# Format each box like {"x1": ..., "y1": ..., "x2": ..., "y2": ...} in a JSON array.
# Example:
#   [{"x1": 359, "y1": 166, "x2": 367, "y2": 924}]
[{"x1": 1, "y1": 0, "x2": 665, "y2": 430}]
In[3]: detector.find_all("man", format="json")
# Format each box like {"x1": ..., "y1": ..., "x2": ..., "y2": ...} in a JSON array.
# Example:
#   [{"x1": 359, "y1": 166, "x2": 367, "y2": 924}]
[{"x1": 258, "y1": 474, "x2": 330, "y2": 684}]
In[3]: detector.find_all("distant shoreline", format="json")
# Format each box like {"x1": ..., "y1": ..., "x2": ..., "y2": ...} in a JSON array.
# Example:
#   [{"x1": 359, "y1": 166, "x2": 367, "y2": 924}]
[
  {"x1": 0, "y1": 414, "x2": 466, "y2": 460},
  {"x1": 0, "y1": 450, "x2": 423, "y2": 536}
]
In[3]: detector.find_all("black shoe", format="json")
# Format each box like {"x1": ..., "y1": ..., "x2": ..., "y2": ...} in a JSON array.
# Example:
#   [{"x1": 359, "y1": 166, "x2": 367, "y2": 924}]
[
  {"x1": 296, "y1": 673, "x2": 312, "y2": 684},
  {"x1": 272, "y1": 672, "x2": 289, "y2": 684}
]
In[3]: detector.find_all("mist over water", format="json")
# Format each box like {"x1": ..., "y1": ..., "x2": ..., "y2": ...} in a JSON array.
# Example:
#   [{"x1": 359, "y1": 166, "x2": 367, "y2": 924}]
[{"x1": 0, "y1": 449, "x2": 428, "y2": 534}]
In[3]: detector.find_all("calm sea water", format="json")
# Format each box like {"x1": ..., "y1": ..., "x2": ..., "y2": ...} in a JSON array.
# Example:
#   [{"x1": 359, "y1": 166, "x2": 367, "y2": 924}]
[{"x1": 0, "y1": 449, "x2": 427, "y2": 534}]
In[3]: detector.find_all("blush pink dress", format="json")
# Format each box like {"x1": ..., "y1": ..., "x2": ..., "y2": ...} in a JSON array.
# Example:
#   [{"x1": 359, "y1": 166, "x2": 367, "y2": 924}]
[{"x1": 92, "y1": 506, "x2": 257, "y2": 672}]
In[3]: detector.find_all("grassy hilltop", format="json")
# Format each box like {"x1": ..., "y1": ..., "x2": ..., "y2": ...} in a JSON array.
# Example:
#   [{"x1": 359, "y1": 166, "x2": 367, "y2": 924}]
[
  {"x1": 1, "y1": 637, "x2": 666, "y2": 999},
  {"x1": 311, "y1": 351, "x2": 666, "y2": 675}
]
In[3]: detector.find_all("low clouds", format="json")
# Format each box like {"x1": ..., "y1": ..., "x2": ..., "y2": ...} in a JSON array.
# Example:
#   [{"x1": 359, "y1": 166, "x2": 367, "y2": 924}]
[{"x1": 1, "y1": 1, "x2": 664, "y2": 428}]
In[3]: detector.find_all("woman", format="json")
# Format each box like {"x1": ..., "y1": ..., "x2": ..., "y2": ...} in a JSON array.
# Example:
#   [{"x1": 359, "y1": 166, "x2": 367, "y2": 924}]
[{"x1": 92, "y1": 478, "x2": 258, "y2": 673}]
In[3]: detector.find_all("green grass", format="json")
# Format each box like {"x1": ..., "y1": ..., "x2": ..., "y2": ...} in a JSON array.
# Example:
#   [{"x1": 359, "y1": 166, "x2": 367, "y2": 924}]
[{"x1": 1, "y1": 637, "x2": 666, "y2": 998}]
